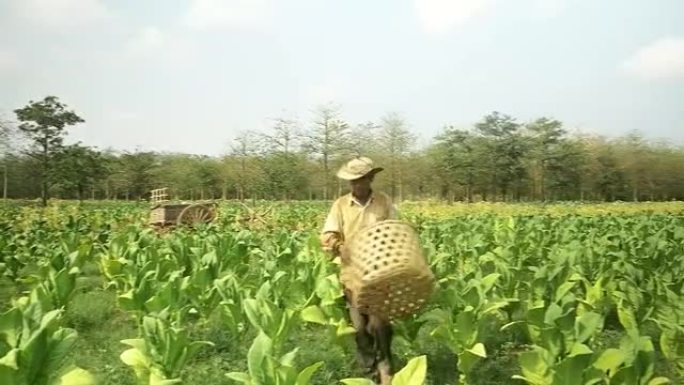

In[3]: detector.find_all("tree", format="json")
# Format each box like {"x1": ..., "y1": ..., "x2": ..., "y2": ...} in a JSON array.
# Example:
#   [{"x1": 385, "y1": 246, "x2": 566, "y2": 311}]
[
  {"x1": 432, "y1": 128, "x2": 484, "y2": 202},
  {"x1": 377, "y1": 113, "x2": 415, "y2": 200},
  {"x1": 229, "y1": 131, "x2": 264, "y2": 200},
  {"x1": 615, "y1": 132, "x2": 650, "y2": 201},
  {"x1": 258, "y1": 153, "x2": 309, "y2": 200},
  {"x1": 350, "y1": 121, "x2": 380, "y2": 156},
  {"x1": 544, "y1": 138, "x2": 588, "y2": 200},
  {"x1": 0, "y1": 117, "x2": 17, "y2": 200},
  {"x1": 54, "y1": 144, "x2": 108, "y2": 200},
  {"x1": 260, "y1": 114, "x2": 301, "y2": 154},
  {"x1": 114, "y1": 151, "x2": 159, "y2": 200},
  {"x1": 474, "y1": 112, "x2": 527, "y2": 200},
  {"x1": 525, "y1": 117, "x2": 566, "y2": 200},
  {"x1": 302, "y1": 103, "x2": 353, "y2": 200},
  {"x1": 14, "y1": 96, "x2": 84, "y2": 206}
]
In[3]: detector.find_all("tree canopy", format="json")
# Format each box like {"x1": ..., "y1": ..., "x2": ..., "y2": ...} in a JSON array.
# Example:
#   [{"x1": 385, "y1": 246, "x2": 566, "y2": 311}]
[{"x1": 2, "y1": 97, "x2": 683, "y2": 202}]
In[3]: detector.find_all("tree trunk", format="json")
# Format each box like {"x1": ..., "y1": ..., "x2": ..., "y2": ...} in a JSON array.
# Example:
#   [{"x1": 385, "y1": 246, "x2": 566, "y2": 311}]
[
  {"x1": 323, "y1": 155, "x2": 329, "y2": 201},
  {"x1": 2, "y1": 164, "x2": 7, "y2": 200},
  {"x1": 41, "y1": 136, "x2": 49, "y2": 207},
  {"x1": 632, "y1": 185, "x2": 638, "y2": 202}
]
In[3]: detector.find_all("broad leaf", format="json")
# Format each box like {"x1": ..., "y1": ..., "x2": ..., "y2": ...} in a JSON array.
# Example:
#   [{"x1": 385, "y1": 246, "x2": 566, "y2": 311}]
[
  {"x1": 296, "y1": 361, "x2": 323, "y2": 385},
  {"x1": 226, "y1": 372, "x2": 251, "y2": 384},
  {"x1": 340, "y1": 379, "x2": 375, "y2": 385},
  {"x1": 575, "y1": 312, "x2": 603, "y2": 344},
  {"x1": 55, "y1": 367, "x2": 95, "y2": 385},
  {"x1": 392, "y1": 355, "x2": 427, "y2": 385},
  {"x1": 301, "y1": 306, "x2": 327, "y2": 325},
  {"x1": 593, "y1": 348, "x2": 625, "y2": 373}
]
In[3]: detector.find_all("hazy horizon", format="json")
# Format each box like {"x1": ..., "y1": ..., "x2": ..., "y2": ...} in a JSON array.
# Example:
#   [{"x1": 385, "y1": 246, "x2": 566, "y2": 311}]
[{"x1": 1, "y1": 0, "x2": 683, "y2": 156}]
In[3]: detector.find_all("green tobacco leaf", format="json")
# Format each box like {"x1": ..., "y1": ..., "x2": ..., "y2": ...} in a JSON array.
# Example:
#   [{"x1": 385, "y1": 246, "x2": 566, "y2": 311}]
[
  {"x1": 300, "y1": 306, "x2": 327, "y2": 325},
  {"x1": 226, "y1": 372, "x2": 251, "y2": 384},
  {"x1": 0, "y1": 308, "x2": 22, "y2": 347},
  {"x1": 120, "y1": 348, "x2": 150, "y2": 369},
  {"x1": 279, "y1": 348, "x2": 298, "y2": 367},
  {"x1": 575, "y1": 312, "x2": 603, "y2": 344},
  {"x1": 455, "y1": 310, "x2": 477, "y2": 345},
  {"x1": 458, "y1": 344, "x2": 486, "y2": 375},
  {"x1": 617, "y1": 302, "x2": 638, "y2": 337},
  {"x1": 517, "y1": 348, "x2": 552, "y2": 385},
  {"x1": 481, "y1": 273, "x2": 501, "y2": 294},
  {"x1": 539, "y1": 328, "x2": 564, "y2": 358},
  {"x1": 569, "y1": 343, "x2": 593, "y2": 357},
  {"x1": 555, "y1": 281, "x2": 576, "y2": 302},
  {"x1": 593, "y1": 348, "x2": 625, "y2": 372},
  {"x1": 544, "y1": 303, "x2": 563, "y2": 326},
  {"x1": 149, "y1": 370, "x2": 182, "y2": 385},
  {"x1": 46, "y1": 328, "x2": 79, "y2": 375},
  {"x1": 53, "y1": 268, "x2": 76, "y2": 306},
  {"x1": 55, "y1": 367, "x2": 95, "y2": 385},
  {"x1": 340, "y1": 379, "x2": 375, "y2": 385},
  {"x1": 247, "y1": 332, "x2": 272, "y2": 385},
  {"x1": 552, "y1": 352, "x2": 594, "y2": 385},
  {"x1": 647, "y1": 377, "x2": 670, "y2": 385},
  {"x1": 610, "y1": 366, "x2": 638, "y2": 385},
  {"x1": 296, "y1": 361, "x2": 323, "y2": 385},
  {"x1": 0, "y1": 349, "x2": 19, "y2": 370},
  {"x1": 0, "y1": 363, "x2": 17, "y2": 385},
  {"x1": 659, "y1": 327, "x2": 684, "y2": 363},
  {"x1": 393, "y1": 355, "x2": 427, "y2": 385}
]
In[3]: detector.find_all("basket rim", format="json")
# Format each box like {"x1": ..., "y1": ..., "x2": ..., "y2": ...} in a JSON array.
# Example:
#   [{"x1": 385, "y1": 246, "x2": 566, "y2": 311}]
[{"x1": 347, "y1": 219, "x2": 418, "y2": 246}]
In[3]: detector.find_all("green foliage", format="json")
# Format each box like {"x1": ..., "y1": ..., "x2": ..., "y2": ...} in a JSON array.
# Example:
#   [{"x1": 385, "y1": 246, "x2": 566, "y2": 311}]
[
  {"x1": 119, "y1": 313, "x2": 213, "y2": 384},
  {"x1": 0, "y1": 289, "x2": 93, "y2": 385},
  {"x1": 226, "y1": 331, "x2": 323, "y2": 385},
  {"x1": 2, "y1": 202, "x2": 684, "y2": 385},
  {"x1": 340, "y1": 355, "x2": 428, "y2": 385},
  {"x1": 13, "y1": 96, "x2": 85, "y2": 205}
]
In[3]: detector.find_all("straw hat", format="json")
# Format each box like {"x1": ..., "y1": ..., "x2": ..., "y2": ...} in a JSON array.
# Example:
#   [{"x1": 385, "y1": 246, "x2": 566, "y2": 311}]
[{"x1": 336, "y1": 157, "x2": 384, "y2": 181}]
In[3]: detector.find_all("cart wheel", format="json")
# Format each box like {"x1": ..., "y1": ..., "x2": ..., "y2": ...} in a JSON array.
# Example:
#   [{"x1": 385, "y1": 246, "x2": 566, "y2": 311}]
[{"x1": 177, "y1": 203, "x2": 216, "y2": 226}]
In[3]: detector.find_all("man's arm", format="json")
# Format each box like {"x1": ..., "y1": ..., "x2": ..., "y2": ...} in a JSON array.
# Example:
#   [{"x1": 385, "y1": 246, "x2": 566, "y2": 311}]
[{"x1": 320, "y1": 200, "x2": 344, "y2": 256}]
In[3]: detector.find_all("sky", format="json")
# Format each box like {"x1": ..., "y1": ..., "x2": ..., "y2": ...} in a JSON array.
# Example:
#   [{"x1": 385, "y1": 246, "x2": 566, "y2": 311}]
[{"x1": 1, "y1": 0, "x2": 683, "y2": 156}]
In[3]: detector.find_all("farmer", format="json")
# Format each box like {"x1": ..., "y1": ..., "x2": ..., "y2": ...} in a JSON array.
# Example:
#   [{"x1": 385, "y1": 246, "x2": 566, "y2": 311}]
[{"x1": 320, "y1": 156, "x2": 397, "y2": 385}]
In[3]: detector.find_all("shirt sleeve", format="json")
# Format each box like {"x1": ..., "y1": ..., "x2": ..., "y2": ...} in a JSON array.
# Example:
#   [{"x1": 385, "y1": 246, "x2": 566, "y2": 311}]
[
  {"x1": 321, "y1": 200, "x2": 342, "y2": 234},
  {"x1": 320, "y1": 200, "x2": 343, "y2": 248}
]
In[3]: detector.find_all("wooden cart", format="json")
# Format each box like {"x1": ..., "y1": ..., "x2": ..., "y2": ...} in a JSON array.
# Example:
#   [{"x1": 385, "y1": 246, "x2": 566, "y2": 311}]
[{"x1": 148, "y1": 188, "x2": 218, "y2": 229}]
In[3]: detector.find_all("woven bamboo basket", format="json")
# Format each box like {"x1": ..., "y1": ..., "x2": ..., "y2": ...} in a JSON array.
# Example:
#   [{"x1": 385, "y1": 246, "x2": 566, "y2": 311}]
[{"x1": 342, "y1": 220, "x2": 434, "y2": 321}]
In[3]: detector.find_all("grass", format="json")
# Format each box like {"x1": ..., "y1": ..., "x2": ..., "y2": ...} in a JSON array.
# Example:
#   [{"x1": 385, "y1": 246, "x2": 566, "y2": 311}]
[{"x1": 66, "y1": 291, "x2": 137, "y2": 385}]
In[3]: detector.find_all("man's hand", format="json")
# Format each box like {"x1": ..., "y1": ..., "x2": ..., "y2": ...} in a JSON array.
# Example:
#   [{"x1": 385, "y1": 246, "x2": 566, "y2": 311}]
[{"x1": 339, "y1": 244, "x2": 351, "y2": 265}]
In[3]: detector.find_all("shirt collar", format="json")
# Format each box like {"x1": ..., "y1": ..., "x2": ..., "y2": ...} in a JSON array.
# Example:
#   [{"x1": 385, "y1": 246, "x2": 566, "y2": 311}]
[{"x1": 350, "y1": 191, "x2": 374, "y2": 207}]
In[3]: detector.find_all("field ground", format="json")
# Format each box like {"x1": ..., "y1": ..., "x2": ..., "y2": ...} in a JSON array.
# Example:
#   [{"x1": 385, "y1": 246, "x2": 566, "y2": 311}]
[{"x1": 1, "y1": 200, "x2": 683, "y2": 385}]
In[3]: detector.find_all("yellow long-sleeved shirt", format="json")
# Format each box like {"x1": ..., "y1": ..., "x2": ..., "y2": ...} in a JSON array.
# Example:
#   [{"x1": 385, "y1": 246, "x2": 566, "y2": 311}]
[{"x1": 320, "y1": 191, "x2": 398, "y2": 251}]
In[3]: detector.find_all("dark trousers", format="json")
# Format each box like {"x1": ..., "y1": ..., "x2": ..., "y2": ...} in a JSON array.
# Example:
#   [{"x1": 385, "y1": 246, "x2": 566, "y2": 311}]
[{"x1": 344, "y1": 290, "x2": 394, "y2": 378}]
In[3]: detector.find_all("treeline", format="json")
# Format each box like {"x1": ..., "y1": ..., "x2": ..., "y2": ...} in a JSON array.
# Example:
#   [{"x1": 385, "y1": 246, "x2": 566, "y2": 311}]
[{"x1": 1, "y1": 96, "x2": 683, "y2": 204}]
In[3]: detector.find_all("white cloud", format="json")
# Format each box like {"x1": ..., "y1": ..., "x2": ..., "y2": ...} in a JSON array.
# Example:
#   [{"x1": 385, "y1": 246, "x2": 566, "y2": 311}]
[
  {"x1": 415, "y1": 0, "x2": 491, "y2": 36},
  {"x1": 183, "y1": 0, "x2": 274, "y2": 30},
  {"x1": 9, "y1": 0, "x2": 109, "y2": 28},
  {"x1": 622, "y1": 37, "x2": 684, "y2": 80}
]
